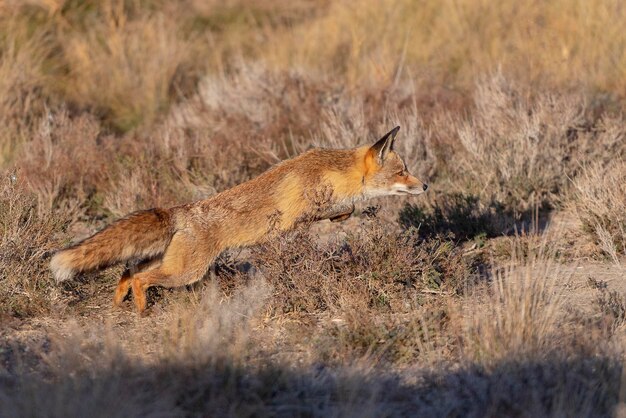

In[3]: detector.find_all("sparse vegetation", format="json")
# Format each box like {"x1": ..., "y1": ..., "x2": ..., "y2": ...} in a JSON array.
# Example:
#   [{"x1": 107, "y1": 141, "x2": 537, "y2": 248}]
[
  {"x1": 399, "y1": 192, "x2": 513, "y2": 240},
  {"x1": 571, "y1": 160, "x2": 626, "y2": 261},
  {"x1": 1, "y1": 1, "x2": 625, "y2": 416},
  {"x1": 0, "y1": 174, "x2": 66, "y2": 317}
]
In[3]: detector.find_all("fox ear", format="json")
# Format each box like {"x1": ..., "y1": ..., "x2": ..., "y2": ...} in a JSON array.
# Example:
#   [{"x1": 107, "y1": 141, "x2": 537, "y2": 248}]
[{"x1": 369, "y1": 126, "x2": 400, "y2": 164}]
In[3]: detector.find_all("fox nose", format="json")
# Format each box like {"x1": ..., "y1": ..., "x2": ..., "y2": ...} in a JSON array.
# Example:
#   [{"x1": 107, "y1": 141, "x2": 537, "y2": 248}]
[{"x1": 422, "y1": 183, "x2": 429, "y2": 191}]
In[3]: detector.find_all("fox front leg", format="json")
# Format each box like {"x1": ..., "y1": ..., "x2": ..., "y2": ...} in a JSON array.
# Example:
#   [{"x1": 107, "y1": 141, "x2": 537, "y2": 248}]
[
  {"x1": 322, "y1": 203, "x2": 355, "y2": 223},
  {"x1": 330, "y1": 212, "x2": 353, "y2": 222}
]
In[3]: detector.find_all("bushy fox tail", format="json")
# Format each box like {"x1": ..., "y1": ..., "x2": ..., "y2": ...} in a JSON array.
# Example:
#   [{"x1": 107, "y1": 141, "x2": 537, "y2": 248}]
[{"x1": 50, "y1": 209, "x2": 175, "y2": 283}]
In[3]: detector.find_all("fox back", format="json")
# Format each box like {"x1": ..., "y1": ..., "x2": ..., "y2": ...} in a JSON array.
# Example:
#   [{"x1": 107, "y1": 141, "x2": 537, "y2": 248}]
[{"x1": 50, "y1": 126, "x2": 427, "y2": 313}]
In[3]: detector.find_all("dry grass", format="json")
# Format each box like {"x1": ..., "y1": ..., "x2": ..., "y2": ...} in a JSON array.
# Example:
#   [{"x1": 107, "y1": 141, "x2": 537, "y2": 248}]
[
  {"x1": 1, "y1": 1, "x2": 626, "y2": 416},
  {"x1": 0, "y1": 250, "x2": 621, "y2": 417},
  {"x1": 253, "y1": 220, "x2": 472, "y2": 317},
  {"x1": 0, "y1": 14, "x2": 52, "y2": 166},
  {"x1": 2, "y1": 0, "x2": 626, "y2": 135},
  {"x1": 461, "y1": 254, "x2": 565, "y2": 362},
  {"x1": 437, "y1": 74, "x2": 625, "y2": 213},
  {"x1": 58, "y1": 5, "x2": 189, "y2": 131},
  {"x1": 18, "y1": 110, "x2": 106, "y2": 219},
  {"x1": 570, "y1": 160, "x2": 626, "y2": 261},
  {"x1": 0, "y1": 174, "x2": 65, "y2": 317},
  {"x1": 265, "y1": 0, "x2": 626, "y2": 93}
]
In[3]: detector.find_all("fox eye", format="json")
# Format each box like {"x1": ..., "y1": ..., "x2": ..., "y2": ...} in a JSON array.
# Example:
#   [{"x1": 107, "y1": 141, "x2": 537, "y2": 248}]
[{"x1": 396, "y1": 170, "x2": 405, "y2": 176}]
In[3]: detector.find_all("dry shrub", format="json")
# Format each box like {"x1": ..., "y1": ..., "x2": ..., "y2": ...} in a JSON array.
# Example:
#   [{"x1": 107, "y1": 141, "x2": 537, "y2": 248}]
[
  {"x1": 0, "y1": 14, "x2": 52, "y2": 167},
  {"x1": 455, "y1": 236, "x2": 620, "y2": 365},
  {"x1": 415, "y1": 75, "x2": 626, "y2": 230},
  {"x1": 570, "y1": 160, "x2": 626, "y2": 260},
  {"x1": 255, "y1": 219, "x2": 472, "y2": 316},
  {"x1": 0, "y1": 260, "x2": 621, "y2": 417},
  {"x1": 426, "y1": 247, "x2": 623, "y2": 417},
  {"x1": 313, "y1": 90, "x2": 437, "y2": 182},
  {"x1": 201, "y1": 64, "x2": 333, "y2": 138},
  {"x1": 174, "y1": 64, "x2": 334, "y2": 153},
  {"x1": 0, "y1": 174, "x2": 66, "y2": 317},
  {"x1": 399, "y1": 193, "x2": 514, "y2": 241},
  {"x1": 160, "y1": 279, "x2": 270, "y2": 366},
  {"x1": 317, "y1": 300, "x2": 451, "y2": 366},
  {"x1": 590, "y1": 278, "x2": 626, "y2": 336},
  {"x1": 449, "y1": 73, "x2": 586, "y2": 212},
  {"x1": 100, "y1": 65, "x2": 323, "y2": 215},
  {"x1": 1, "y1": 281, "x2": 408, "y2": 418},
  {"x1": 58, "y1": 3, "x2": 189, "y2": 131},
  {"x1": 18, "y1": 110, "x2": 106, "y2": 221},
  {"x1": 0, "y1": 281, "x2": 271, "y2": 417},
  {"x1": 460, "y1": 258, "x2": 565, "y2": 363},
  {"x1": 246, "y1": 218, "x2": 473, "y2": 364},
  {"x1": 99, "y1": 130, "x2": 204, "y2": 218}
]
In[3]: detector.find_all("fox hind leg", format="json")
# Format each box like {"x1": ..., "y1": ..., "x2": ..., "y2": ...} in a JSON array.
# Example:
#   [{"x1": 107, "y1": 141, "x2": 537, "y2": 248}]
[
  {"x1": 113, "y1": 270, "x2": 132, "y2": 307},
  {"x1": 130, "y1": 231, "x2": 219, "y2": 313},
  {"x1": 131, "y1": 271, "x2": 160, "y2": 314},
  {"x1": 113, "y1": 258, "x2": 160, "y2": 307}
]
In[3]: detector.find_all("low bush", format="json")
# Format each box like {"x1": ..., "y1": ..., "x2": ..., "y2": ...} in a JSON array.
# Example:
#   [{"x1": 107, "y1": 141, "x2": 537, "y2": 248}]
[{"x1": 0, "y1": 174, "x2": 66, "y2": 317}]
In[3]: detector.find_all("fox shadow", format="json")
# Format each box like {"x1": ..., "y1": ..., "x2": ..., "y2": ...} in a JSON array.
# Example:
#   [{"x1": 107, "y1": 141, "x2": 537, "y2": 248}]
[{"x1": 399, "y1": 193, "x2": 553, "y2": 243}]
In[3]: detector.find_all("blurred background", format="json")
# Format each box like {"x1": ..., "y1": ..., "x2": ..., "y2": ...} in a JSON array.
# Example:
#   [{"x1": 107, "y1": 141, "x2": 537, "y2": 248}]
[
  {"x1": 1, "y1": 0, "x2": 625, "y2": 135},
  {"x1": 2, "y1": 0, "x2": 625, "y2": 207}
]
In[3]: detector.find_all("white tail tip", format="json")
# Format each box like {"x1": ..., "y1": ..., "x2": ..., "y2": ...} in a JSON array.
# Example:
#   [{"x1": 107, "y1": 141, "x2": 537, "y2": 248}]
[{"x1": 50, "y1": 252, "x2": 76, "y2": 283}]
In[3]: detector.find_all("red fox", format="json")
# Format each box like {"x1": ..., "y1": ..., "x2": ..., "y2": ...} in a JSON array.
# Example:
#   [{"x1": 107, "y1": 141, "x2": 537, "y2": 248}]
[{"x1": 51, "y1": 126, "x2": 427, "y2": 313}]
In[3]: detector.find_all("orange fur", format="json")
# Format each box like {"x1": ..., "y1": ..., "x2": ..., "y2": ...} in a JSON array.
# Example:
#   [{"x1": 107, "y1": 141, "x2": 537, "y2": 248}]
[{"x1": 50, "y1": 127, "x2": 427, "y2": 313}]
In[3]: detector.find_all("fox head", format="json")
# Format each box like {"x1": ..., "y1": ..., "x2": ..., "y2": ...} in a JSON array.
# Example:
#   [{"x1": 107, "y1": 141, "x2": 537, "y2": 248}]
[{"x1": 362, "y1": 126, "x2": 428, "y2": 198}]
